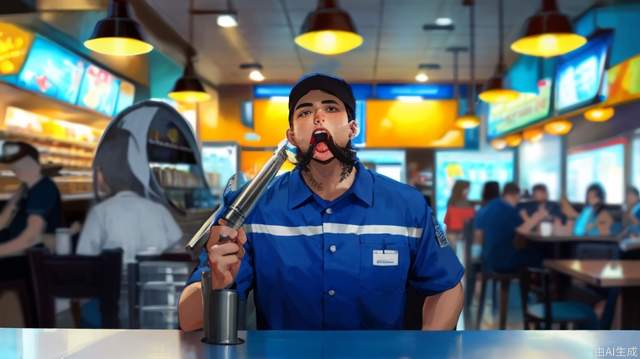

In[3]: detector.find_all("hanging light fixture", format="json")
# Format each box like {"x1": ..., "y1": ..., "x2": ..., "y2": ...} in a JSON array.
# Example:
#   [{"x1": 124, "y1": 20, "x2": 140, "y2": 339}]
[
  {"x1": 523, "y1": 127, "x2": 544, "y2": 143},
  {"x1": 415, "y1": 63, "x2": 440, "y2": 83},
  {"x1": 511, "y1": 0, "x2": 586, "y2": 58},
  {"x1": 544, "y1": 119, "x2": 573, "y2": 135},
  {"x1": 169, "y1": 58, "x2": 211, "y2": 103},
  {"x1": 584, "y1": 106, "x2": 615, "y2": 122},
  {"x1": 455, "y1": 0, "x2": 480, "y2": 129},
  {"x1": 191, "y1": 0, "x2": 239, "y2": 28},
  {"x1": 505, "y1": 133, "x2": 523, "y2": 147},
  {"x1": 294, "y1": 0, "x2": 363, "y2": 55},
  {"x1": 479, "y1": 0, "x2": 519, "y2": 104},
  {"x1": 84, "y1": 0, "x2": 153, "y2": 56},
  {"x1": 169, "y1": 4, "x2": 209, "y2": 104},
  {"x1": 241, "y1": 63, "x2": 266, "y2": 82},
  {"x1": 491, "y1": 138, "x2": 507, "y2": 150}
]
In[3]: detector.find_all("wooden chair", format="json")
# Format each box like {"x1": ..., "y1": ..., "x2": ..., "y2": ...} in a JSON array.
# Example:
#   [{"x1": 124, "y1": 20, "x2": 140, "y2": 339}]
[
  {"x1": 476, "y1": 270, "x2": 519, "y2": 329},
  {"x1": 27, "y1": 247, "x2": 123, "y2": 328}
]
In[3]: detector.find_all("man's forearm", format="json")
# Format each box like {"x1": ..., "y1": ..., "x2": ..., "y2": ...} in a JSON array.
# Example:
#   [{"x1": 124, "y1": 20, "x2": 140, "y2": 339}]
[
  {"x1": 178, "y1": 282, "x2": 204, "y2": 331},
  {"x1": 421, "y1": 282, "x2": 463, "y2": 330}
]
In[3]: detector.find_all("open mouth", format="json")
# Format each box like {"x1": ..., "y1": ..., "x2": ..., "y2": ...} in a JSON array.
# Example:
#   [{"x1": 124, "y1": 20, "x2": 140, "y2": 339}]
[{"x1": 311, "y1": 129, "x2": 330, "y2": 153}]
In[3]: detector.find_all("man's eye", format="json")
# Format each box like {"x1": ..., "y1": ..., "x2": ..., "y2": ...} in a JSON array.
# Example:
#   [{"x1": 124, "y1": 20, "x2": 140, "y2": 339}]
[
  {"x1": 297, "y1": 110, "x2": 311, "y2": 118},
  {"x1": 326, "y1": 106, "x2": 338, "y2": 112}
]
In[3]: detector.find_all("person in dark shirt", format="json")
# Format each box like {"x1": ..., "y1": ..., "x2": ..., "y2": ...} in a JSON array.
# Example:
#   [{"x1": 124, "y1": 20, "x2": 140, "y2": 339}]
[
  {"x1": 474, "y1": 182, "x2": 546, "y2": 273},
  {"x1": 0, "y1": 141, "x2": 61, "y2": 281},
  {"x1": 518, "y1": 183, "x2": 563, "y2": 223}
]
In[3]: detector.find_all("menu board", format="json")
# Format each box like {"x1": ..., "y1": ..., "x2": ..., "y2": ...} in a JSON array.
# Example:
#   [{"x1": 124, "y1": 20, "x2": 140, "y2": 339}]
[
  {"x1": 115, "y1": 80, "x2": 135, "y2": 115},
  {"x1": 17, "y1": 35, "x2": 86, "y2": 104},
  {"x1": 487, "y1": 78, "x2": 552, "y2": 139},
  {"x1": 554, "y1": 32, "x2": 612, "y2": 113},
  {"x1": 0, "y1": 22, "x2": 35, "y2": 75},
  {"x1": 566, "y1": 138, "x2": 625, "y2": 204},
  {"x1": 77, "y1": 64, "x2": 120, "y2": 116}
]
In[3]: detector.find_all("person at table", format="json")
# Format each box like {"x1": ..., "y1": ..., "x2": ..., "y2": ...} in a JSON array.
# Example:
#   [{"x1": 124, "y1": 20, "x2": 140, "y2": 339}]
[
  {"x1": 622, "y1": 186, "x2": 640, "y2": 233},
  {"x1": 474, "y1": 182, "x2": 547, "y2": 273},
  {"x1": 480, "y1": 181, "x2": 500, "y2": 208},
  {"x1": 444, "y1": 179, "x2": 475, "y2": 248},
  {"x1": 562, "y1": 184, "x2": 613, "y2": 236},
  {"x1": 518, "y1": 184, "x2": 563, "y2": 223},
  {"x1": 178, "y1": 74, "x2": 464, "y2": 331}
]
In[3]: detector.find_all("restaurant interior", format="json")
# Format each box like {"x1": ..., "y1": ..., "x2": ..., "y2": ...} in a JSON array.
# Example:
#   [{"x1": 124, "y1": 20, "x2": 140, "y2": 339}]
[{"x1": 1, "y1": 0, "x2": 640, "y2": 357}]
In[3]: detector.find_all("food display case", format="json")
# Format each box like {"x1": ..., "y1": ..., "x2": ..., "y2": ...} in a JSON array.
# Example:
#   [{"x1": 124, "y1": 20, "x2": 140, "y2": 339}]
[{"x1": 100, "y1": 100, "x2": 215, "y2": 238}]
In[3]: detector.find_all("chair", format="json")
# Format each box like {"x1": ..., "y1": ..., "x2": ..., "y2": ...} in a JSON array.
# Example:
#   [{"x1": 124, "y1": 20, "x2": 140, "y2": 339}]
[
  {"x1": 27, "y1": 247, "x2": 123, "y2": 328},
  {"x1": 128, "y1": 252, "x2": 193, "y2": 329},
  {"x1": 475, "y1": 270, "x2": 519, "y2": 329},
  {"x1": 520, "y1": 267, "x2": 598, "y2": 329},
  {"x1": 0, "y1": 279, "x2": 36, "y2": 327}
]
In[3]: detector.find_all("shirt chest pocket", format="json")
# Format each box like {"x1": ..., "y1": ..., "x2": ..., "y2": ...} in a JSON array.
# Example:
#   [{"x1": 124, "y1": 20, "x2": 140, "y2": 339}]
[{"x1": 359, "y1": 236, "x2": 410, "y2": 293}]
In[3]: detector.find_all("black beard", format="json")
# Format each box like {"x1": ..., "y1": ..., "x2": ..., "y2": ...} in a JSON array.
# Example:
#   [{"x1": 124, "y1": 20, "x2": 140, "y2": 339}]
[{"x1": 295, "y1": 135, "x2": 357, "y2": 175}]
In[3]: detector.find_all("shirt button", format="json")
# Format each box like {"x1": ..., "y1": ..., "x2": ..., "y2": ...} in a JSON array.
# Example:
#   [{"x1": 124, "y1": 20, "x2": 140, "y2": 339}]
[
  {"x1": 325, "y1": 208, "x2": 333, "y2": 214},
  {"x1": 329, "y1": 245, "x2": 337, "y2": 253},
  {"x1": 328, "y1": 289, "x2": 336, "y2": 296}
]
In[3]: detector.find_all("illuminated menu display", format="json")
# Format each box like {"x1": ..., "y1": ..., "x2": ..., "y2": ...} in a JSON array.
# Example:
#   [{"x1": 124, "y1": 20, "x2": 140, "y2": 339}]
[
  {"x1": 554, "y1": 32, "x2": 612, "y2": 113},
  {"x1": 487, "y1": 78, "x2": 552, "y2": 139},
  {"x1": 77, "y1": 64, "x2": 120, "y2": 116},
  {"x1": 17, "y1": 36, "x2": 86, "y2": 105},
  {"x1": 0, "y1": 22, "x2": 34, "y2": 75}
]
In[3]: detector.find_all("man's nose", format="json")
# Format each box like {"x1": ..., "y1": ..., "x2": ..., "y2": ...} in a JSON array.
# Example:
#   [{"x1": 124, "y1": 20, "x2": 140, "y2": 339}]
[{"x1": 313, "y1": 110, "x2": 324, "y2": 125}]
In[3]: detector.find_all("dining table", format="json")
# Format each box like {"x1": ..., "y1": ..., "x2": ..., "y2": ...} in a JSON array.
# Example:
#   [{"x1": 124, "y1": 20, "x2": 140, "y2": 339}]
[{"x1": 545, "y1": 259, "x2": 640, "y2": 329}]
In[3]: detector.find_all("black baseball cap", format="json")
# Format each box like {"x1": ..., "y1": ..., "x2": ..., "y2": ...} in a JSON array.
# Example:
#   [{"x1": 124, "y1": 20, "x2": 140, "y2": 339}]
[
  {"x1": 0, "y1": 141, "x2": 40, "y2": 164},
  {"x1": 288, "y1": 73, "x2": 356, "y2": 126}
]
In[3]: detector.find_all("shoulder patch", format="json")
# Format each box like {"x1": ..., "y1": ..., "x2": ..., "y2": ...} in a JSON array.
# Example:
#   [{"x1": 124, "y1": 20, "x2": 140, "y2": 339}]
[{"x1": 432, "y1": 212, "x2": 449, "y2": 248}]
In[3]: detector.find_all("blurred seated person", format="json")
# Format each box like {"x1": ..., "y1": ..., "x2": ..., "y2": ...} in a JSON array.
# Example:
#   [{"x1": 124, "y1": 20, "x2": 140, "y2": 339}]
[
  {"x1": 474, "y1": 182, "x2": 547, "y2": 273},
  {"x1": 562, "y1": 184, "x2": 613, "y2": 236},
  {"x1": 444, "y1": 180, "x2": 475, "y2": 247},
  {"x1": 518, "y1": 184, "x2": 563, "y2": 223},
  {"x1": 622, "y1": 186, "x2": 640, "y2": 235},
  {"x1": 77, "y1": 127, "x2": 183, "y2": 263},
  {"x1": 0, "y1": 141, "x2": 61, "y2": 260}
]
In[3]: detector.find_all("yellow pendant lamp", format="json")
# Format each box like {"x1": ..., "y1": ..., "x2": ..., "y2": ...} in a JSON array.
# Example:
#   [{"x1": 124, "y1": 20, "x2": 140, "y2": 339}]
[
  {"x1": 523, "y1": 128, "x2": 544, "y2": 143},
  {"x1": 505, "y1": 133, "x2": 523, "y2": 147},
  {"x1": 511, "y1": 0, "x2": 586, "y2": 58},
  {"x1": 544, "y1": 119, "x2": 573, "y2": 135},
  {"x1": 479, "y1": 0, "x2": 520, "y2": 104},
  {"x1": 584, "y1": 106, "x2": 615, "y2": 122},
  {"x1": 84, "y1": 0, "x2": 153, "y2": 56},
  {"x1": 491, "y1": 138, "x2": 507, "y2": 150},
  {"x1": 168, "y1": 59, "x2": 210, "y2": 103},
  {"x1": 295, "y1": 0, "x2": 363, "y2": 55}
]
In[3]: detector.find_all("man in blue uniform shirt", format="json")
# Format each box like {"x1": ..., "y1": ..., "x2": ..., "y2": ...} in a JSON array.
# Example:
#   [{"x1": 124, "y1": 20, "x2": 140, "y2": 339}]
[{"x1": 179, "y1": 74, "x2": 464, "y2": 331}]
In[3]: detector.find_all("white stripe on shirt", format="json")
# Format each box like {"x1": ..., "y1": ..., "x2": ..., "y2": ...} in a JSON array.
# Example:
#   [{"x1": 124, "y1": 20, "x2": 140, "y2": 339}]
[{"x1": 244, "y1": 223, "x2": 423, "y2": 238}]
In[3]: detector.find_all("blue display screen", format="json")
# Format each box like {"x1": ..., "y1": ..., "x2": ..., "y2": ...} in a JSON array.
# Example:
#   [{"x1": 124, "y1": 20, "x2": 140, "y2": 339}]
[
  {"x1": 114, "y1": 80, "x2": 135, "y2": 115},
  {"x1": 554, "y1": 32, "x2": 612, "y2": 113},
  {"x1": 376, "y1": 84, "x2": 454, "y2": 99},
  {"x1": 17, "y1": 35, "x2": 86, "y2": 105},
  {"x1": 435, "y1": 151, "x2": 514, "y2": 225}
]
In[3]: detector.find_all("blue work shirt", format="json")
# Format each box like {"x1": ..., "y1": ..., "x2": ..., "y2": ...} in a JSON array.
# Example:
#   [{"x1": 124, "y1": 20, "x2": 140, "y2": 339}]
[
  {"x1": 186, "y1": 161, "x2": 463, "y2": 330},
  {"x1": 474, "y1": 198, "x2": 541, "y2": 273}
]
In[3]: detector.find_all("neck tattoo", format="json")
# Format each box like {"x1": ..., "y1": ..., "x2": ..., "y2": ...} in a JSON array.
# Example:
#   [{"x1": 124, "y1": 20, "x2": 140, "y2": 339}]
[
  {"x1": 339, "y1": 163, "x2": 354, "y2": 183},
  {"x1": 303, "y1": 170, "x2": 323, "y2": 191}
]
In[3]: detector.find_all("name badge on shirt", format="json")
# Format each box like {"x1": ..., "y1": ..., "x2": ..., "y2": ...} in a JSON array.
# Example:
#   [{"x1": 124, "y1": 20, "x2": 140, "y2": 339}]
[{"x1": 373, "y1": 250, "x2": 398, "y2": 266}]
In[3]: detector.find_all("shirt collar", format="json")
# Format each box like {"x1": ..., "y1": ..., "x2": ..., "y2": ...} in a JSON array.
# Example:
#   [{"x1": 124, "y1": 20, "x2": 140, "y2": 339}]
[{"x1": 288, "y1": 161, "x2": 373, "y2": 209}]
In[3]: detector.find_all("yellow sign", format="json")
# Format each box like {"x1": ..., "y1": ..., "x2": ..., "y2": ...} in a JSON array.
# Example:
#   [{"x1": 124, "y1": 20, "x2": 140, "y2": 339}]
[{"x1": 0, "y1": 22, "x2": 34, "y2": 75}]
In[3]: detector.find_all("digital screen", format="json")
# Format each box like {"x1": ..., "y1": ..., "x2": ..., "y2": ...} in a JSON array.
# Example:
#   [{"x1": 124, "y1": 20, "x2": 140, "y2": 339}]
[
  {"x1": 17, "y1": 35, "x2": 86, "y2": 105},
  {"x1": 114, "y1": 80, "x2": 135, "y2": 115},
  {"x1": 518, "y1": 135, "x2": 561, "y2": 200},
  {"x1": 487, "y1": 78, "x2": 552, "y2": 139},
  {"x1": 555, "y1": 32, "x2": 612, "y2": 112},
  {"x1": 201, "y1": 144, "x2": 238, "y2": 190},
  {"x1": 566, "y1": 138, "x2": 625, "y2": 204},
  {"x1": 241, "y1": 101, "x2": 253, "y2": 128},
  {"x1": 77, "y1": 64, "x2": 120, "y2": 116},
  {"x1": 352, "y1": 100, "x2": 366, "y2": 147},
  {"x1": 357, "y1": 149, "x2": 405, "y2": 183},
  {"x1": 435, "y1": 151, "x2": 514, "y2": 225}
]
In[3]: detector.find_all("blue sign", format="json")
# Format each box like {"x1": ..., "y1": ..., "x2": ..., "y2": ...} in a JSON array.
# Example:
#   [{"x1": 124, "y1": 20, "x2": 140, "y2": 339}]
[
  {"x1": 375, "y1": 84, "x2": 454, "y2": 100},
  {"x1": 17, "y1": 35, "x2": 86, "y2": 105},
  {"x1": 241, "y1": 100, "x2": 253, "y2": 128},
  {"x1": 254, "y1": 84, "x2": 372, "y2": 100},
  {"x1": 554, "y1": 31, "x2": 612, "y2": 113},
  {"x1": 77, "y1": 64, "x2": 121, "y2": 116},
  {"x1": 352, "y1": 100, "x2": 366, "y2": 146}
]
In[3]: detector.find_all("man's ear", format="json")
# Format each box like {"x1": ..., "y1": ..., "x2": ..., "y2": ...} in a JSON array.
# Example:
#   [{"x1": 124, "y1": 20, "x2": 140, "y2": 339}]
[
  {"x1": 286, "y1": 127, "x2": 297, "y2": 147},
  {"x1": 349, "y1": 120, "x2": 359, "y2": 139}
]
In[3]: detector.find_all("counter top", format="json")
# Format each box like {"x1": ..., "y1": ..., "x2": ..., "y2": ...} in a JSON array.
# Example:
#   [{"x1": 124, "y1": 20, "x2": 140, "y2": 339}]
[{"x1": 2, "y1": 328, "x2": 640, "y2": 359}]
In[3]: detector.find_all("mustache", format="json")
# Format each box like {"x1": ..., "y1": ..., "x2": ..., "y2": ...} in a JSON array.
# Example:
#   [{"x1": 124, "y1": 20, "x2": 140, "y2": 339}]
[{"x1": 295, "y1": 132, "x2": 357, "y2": 170}]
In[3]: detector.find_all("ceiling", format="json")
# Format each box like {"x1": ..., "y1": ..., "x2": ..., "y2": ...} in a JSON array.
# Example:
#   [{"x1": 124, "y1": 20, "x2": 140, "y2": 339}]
[{"x1": 147, "y1": 0, "x2": 597, "y2": 85}]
